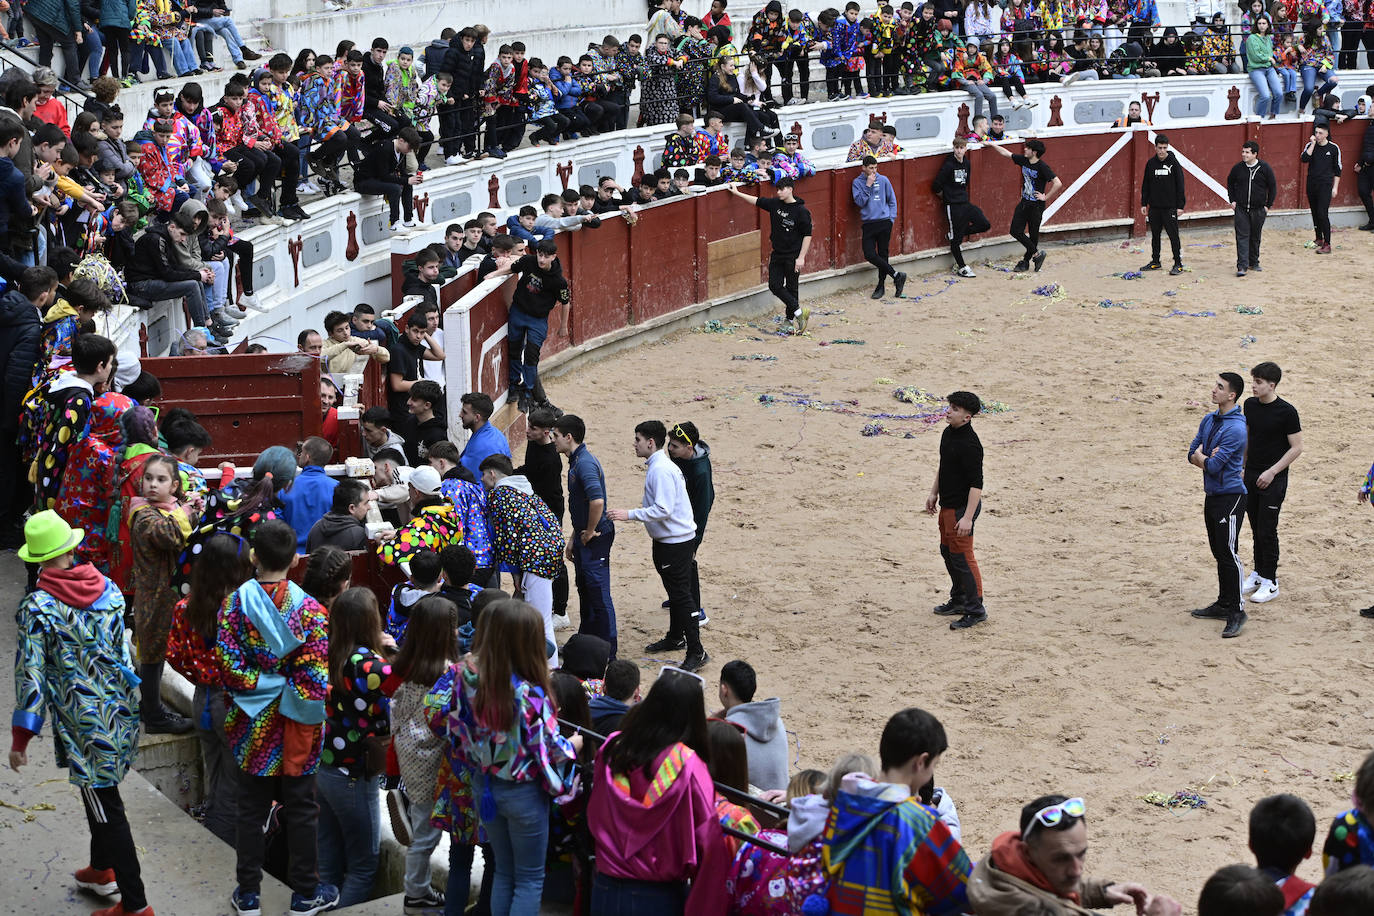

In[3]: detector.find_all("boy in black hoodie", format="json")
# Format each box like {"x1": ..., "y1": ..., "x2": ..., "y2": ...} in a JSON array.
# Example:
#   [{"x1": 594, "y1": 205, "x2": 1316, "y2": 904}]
[
  {"x1": 305, "y1": 477, "x2": 371, "y2": 552},
  {"x1": 1140, "y1": 133, "x2": 1186, "y2": 275},
  {"x1": 518, "y1": 407, "x2": 568, "y2": 622},
  {"x1": 487, "y1": 239, "x2": 571, "y2": 414}
]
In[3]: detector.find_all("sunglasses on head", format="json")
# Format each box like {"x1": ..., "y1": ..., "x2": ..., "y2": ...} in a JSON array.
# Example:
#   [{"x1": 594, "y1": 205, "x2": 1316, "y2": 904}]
[
  {"x1": 671, "y1": 423, "x2": 693, "y2": 447},
  {"x1": 657, "y1": 665, "x2": 705, "y2": 688},
  {"x1": 1023, "y1": 797, "x2": 1086, "y2": 840}
]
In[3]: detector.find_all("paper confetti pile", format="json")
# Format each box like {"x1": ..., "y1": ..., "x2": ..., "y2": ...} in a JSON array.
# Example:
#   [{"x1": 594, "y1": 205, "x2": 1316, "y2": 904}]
[
  {"x1": 1142, "y1": 790, "x2": 1207, "y2": 810},
  {"x1": 731, "y1": 354, "x2": 778, "y2": 361},
  {"x1": 1236, "y1": 305, "x2": 1263, "y2": 315},
  {"x1": 1164, "y1": 309, "x2": 1216, "y2": 318}
]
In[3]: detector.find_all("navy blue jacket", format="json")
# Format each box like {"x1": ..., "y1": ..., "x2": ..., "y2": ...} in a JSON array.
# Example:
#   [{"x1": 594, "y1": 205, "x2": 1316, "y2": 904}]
[{"x1": 0, "y1": 289, "x2": 42, "y2": 427}]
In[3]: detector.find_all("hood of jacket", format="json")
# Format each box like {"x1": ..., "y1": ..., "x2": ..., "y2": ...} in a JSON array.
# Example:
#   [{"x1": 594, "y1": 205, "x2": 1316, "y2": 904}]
[
  {"x1": 43, "y1": 297, "x2": 78, "y2": 323},
  {"x1": 49, "y1": 371, "x2": 95, "y2": 397},
  {"x1": 87, "y1": 392, "x2": 135, "y2": 444},
  {"x1": 726, "y1": 697, "x2": 782, "y2": 742},
  {"x1": 788, "y1": 793, "x2": 830, "y2": 852},
  {"x1": 37, "y1": 561, "x2": 112, "y2": 608},
  {"x1": 314, "y1": 510, "x2": 364, "y2": 539},
  {"x1": 587, "y1": 694, "x2": 628, "y2": 720},
  {"x1": 825, "y1": 773, "x2": 919, "y2": 867},
  {"x1": 495, "y1": 474, "x2": 534, "y2": 495},
  {"x1": 179, "y1": 196, "x2": 208, "y2": 230}
]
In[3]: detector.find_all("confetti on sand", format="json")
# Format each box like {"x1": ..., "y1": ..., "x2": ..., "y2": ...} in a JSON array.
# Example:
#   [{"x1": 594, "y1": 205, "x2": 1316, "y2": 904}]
[
  {"x1": 731, "y1": 354, "x2": 778, "y2": 361},
  {"x1": 1142, "y1": 790, "x2": 1207, "y2": 810}
]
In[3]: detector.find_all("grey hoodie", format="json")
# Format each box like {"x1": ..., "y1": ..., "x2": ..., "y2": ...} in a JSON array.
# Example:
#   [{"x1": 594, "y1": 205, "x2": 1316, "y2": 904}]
[
  {"x1": 495, "y1": 474, "x2": 534, "y2": 494},
  {"x1": 725, "y1": 697, "x2": 789, "y2": 791},
  {"x1": 171, "y1": 198, "x2": 209, "y2": 271}
]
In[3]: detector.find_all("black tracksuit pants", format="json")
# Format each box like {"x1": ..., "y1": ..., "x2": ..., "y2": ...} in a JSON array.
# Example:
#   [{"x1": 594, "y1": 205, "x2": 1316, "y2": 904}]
[
  {"x1": 1233, "y1": 204, "x2": 1266, "y2": 269},
  {"x1": 861, "y1": 218, "x2": 897, "y2": 280},
  {"x1": 767, "y1": 250, "x2": 801, "y2": 319},
  {"x1": 1148, "y1": 205, "x2": 1181, "y2": 264},
  {"x1": 1243, "y1": 474, "x2": 1286, "y2": 583},
  {"x1": 1009, "y1": 198, "x2": 1044, "y2": 259},
  {"x1": 1308, "y1": 179, "x2": 1333, "y2": 244},
  {"x1": 80, "y1": 785, "x2": 147, "y2": 911},
  {"x1": 947, "y1": 202, "x2": 991, "y2": 268},
  {"x1": 1204, "y1": 492, "x2": 1247, "y2": 612}
]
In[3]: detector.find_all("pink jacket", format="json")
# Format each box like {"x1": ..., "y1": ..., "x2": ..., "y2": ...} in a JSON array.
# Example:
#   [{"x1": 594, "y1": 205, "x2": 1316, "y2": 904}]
[{"x1": 588, "y1": 739, "x2": 729, "y2": 915}]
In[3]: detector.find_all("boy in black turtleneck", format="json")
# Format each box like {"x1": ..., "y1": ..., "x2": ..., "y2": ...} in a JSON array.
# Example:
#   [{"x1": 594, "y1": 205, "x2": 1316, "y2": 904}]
[{"x1": 926, "y1": 391, "x2": 987, "y2": 631}]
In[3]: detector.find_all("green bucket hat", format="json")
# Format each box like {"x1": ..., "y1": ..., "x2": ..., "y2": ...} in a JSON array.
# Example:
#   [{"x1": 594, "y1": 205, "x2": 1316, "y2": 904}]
[{"x1": 17, "y1": 511, "x2": 85, "y2": 564}]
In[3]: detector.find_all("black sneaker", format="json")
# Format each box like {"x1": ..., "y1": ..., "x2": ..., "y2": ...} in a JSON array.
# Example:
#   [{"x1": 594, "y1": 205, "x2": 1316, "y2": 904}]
[
  {"x1": 1190, "y1": 603, "x2": 1229, "y2": 620},
  {"x1": 681, "y1": 650, "x2": 711, "y2": 673},
  {"x1": 932, "y1": 599, "x2": 967, "y2": 616},
  {"x1": 870, "y1": 282, "x2": 886, "y2": 300},
  {"x1": 949, "y1": 608, "x2": 987, "y2": 630},
  {"x1": 892, "y1": 271, "x2": 907, "y2": 297},
  {"x1": 1169, "y1": 263, "x2": 1184, "y2": 276},
  {"x1": 1249, "y1": 262, "x2": 1263, "y2": 271},
  {"x1": 1360, "y1": 606, "x2": 1374, "y2": 618},
  {"x1": 645, "y1": 637, "x2": 687, "y2": 653},
  {"x1": 1221, "y1": 610, "x2": 1247, "y2": 638},
  {"x1": 144, "y1": 709, "x2": 193, "y2": 734},
  {"x1": 403, "y1": 888, "x2": 446, "y2": 914},
  {"x1": 1140, "y1": 260, "x2": 1162, "y2": 271},
  {"x1": 1361, "y1": 222, "x2": 1374, "y2": 231},
  {"x1": 1013, "y1": 260, "x2": 1030, "y2": 273},
  {"x1": 280, "y1": 203, "x2": 310, "y2": 221},
  {"x1": 1032, "y1": 250, "x2": 1046, "y2": 272},
  {"x1": 1236, "y1": 267, "x2": 1246, "y2": 277}
]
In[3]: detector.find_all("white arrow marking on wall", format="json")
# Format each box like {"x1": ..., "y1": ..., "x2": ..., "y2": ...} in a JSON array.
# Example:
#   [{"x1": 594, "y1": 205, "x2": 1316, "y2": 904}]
[{"x1": 1043, "y1": 131, "x2": 1133, "y2": 224}]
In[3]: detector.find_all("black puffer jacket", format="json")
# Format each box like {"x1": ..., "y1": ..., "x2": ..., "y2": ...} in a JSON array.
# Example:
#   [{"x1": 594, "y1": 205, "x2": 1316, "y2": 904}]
[
  {"x1": 0, "y1": 289, "x2": 42, "y2": 426},
  {"x1": 442, "y1": 39, "x2": 484, "y2": 100}
]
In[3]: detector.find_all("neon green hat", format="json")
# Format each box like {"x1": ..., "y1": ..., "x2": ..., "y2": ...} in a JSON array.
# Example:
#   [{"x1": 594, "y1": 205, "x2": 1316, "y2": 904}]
[{"x1": 16, "y1": 511, "x2": 85, "y2": 564}]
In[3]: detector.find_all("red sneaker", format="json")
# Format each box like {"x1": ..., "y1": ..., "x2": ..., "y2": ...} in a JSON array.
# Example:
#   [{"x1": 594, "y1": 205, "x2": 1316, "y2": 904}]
[
  {"x1": 92, "y1": 903, "x2": 154, "y2": 916},
  {"x1": 1317, "y1": 242, "x2": 1332, "y2": 254},
  {"x1": 74, "y1": 866, "x2": 118, "y2": 896}
]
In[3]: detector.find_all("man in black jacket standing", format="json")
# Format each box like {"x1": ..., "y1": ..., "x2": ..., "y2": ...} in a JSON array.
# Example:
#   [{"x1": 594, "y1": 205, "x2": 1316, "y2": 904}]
[
  {"x1": 1140, "y1": 133, "x2": 1186, "y2": 276},
  {"x1": 442, "y1": 27, "x2": 484, "y2": 161},
  {"x1": 1227, "y1": 141, "x2": 1277, "y2": 277}
]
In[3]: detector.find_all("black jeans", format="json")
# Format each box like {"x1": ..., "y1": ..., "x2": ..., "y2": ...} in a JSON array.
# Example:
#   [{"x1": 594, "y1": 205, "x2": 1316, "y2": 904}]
[
  {"x1": 1359, "y1": 165, "x2": 1374, "y2": 221},
  {"x1": 1009, "y1": 198, "x2": 1044, "y2": 259},
  {"x1": 236, "y1": 771, "x2": 320, "y2": 896},
  {"x1": 1308, "y1": 179, "x2": 1333, "y2": 244},
  {"x1": 488, "y1": 105, "x2": 525, "y2": 153},
  {"x1": 1204, "y1": 492, "x2": 1247, "y2": 613},
  {"x1": 456, "y1": 98, "x2": 481, "y2": 154},
  {"x1": 530, "y1": 113, "x2": 569, "y2": 144},
  {"x1": 654, "y1": 538, "x2": 701, "y2": 655},
  {"x1": 946, "y1": 202, "x2": 991, "y2": 268},
  {"x1": 226, "y1": 144, "x2": 277, "y2": 194},
  {"x1": 1339, "y1": 22, "x2": 1374, "y2": 69},
  {"x1": 767, "y1": 250, "x2": 800, "y2": 319},
  {"x1": 861, "y1": 218, "x2": 896, "y2": 280},
  {"x1": 1233, "y1": 205, "x2": 1266, "y2": 269},
  {"x1": 1243, "y1": 473, "x2": 1286, "y2": 582},
  {"x1": 776, "y1": 57, "x2": 810, "y2": 102},
  {"x1": 80, "y1": 784, "x2": 147, "y2": 910},
  {"x1": 716, "y1": 101, "x2": 768, "y2": 137},
  {"x1": 356, "y1": 175, "x2": 413, "y2": 223},
  {"x1": 1148, "y1": 205, "x2": 1181, "y2": 264},
  {"x1": 228, "y1": 238, "x2": 255, "y2": 294},
  {"x1": 29, "y1": 16, "x2": 80, "y2": 82},
  {"x1": 100, "y1": 26, "x2": 132, "y2": 77}
]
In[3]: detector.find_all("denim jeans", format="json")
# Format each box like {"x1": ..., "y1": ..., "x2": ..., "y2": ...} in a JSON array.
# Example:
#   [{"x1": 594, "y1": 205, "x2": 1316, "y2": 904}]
[
  {"x1": 192, "y1": 685, "x2": 238, "y2": 845},
  {"x1": 316, "y1": 765, "x2": 382, "y2": 907},
  {"x1": 1249, "y1": 67, "x2": 1282, "y2": 116},
  {"x1": 208, "y1": 258, "x2": 229, "y2": 310},
  {"x1": 405, "y1": 795, "x2": 443, "y2": 898},
  {"x1": 164, "y1": 37, "x2": 196, "y2": 74},
  {"x1": 197, "y1": 15, "x2": 244, "y2": 62},
  {"x1": 481, "y1": 777, "x2": 549, "y2": 916},
  {"x1": 573, "y1": 529, "x2": 617, "y2": 656},
  {"x1": 1299, "y1": 65, "x2": 1336, "y2": 108},
  {"x1": 591, "y1": 872, "x2": 688, "y2": 916},
  {"x1": 81, "y1": 25, "x2": 104, "y2": 79},
  {"x1": 130, "y1": 277, "x2": 208, "y2": 325},
  {"x1": 1278, "y1": 66, "x2": 1298, "y2": 93},
  {"x1": 505, "y1": 306, "x2": 548, "y2": 395}
]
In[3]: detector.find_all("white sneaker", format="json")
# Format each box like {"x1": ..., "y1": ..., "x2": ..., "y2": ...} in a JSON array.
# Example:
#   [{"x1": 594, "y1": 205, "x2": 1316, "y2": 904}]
[
  {"x1": 1242, "y1": 571, "x2": 1261, "y2": 595},
  {"x1": 552, "y1": 613, "x2": 572, "y2": 630},
  {"x1": 1250, "y1": 580, "x2": 1279, "y2": 603},
  {"x1": 239, "y1": 292, "x2": 266, "y2": 312},
  {"x1": 445, "y1": 153, "x2": 466, "y2": 165},
  {"x1": 299, "y1": 180, "x2": 321, "y2": 195},
  {"x1": 696, "y1": 609, "x2": 709, "y2": 626},
  {"x1": 219, "y1": 303, "x2": 248, "y2": 319},
  {"x1": 389, "y1": 220, "x2": 403, "y2": 231},
  {"x1": 1025, "y1": 98, "x2": 1039, "y2": 108},
  {"x1": 232, "y1": 192, "x2": 250, "y2": 212},
  {"x1": 1011, "y1": 97, "x2": 1023, "y2": 109},
  {"x1": 956, "y1": 265, "x2": 976, "y2": 278},
  {"x1": 401, "y1": 218, "x2": 419, "y2": 229}
]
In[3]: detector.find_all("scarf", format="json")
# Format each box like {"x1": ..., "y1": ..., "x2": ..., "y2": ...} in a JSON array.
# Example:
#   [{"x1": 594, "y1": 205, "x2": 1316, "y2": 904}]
[{"x1": 990, "y1": 830, "x2": 1080, "y2": 904}]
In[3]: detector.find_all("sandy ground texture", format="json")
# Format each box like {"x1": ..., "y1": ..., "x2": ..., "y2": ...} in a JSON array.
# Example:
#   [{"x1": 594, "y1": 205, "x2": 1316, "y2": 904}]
[{"x1": 542, "y1": 223, "x2": 1374, "y2": 912}]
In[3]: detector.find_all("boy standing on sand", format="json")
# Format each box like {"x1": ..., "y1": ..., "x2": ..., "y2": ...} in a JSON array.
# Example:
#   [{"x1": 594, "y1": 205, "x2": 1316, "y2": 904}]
[
  {"x1": 727, "y1": 177, "x2": 813, "y2": 335},
  {"x1": 10, "y1": 511, "x2": 153, "y2": 916},
  {"x1": 926, "y1": 392, "x2": 987, "y2": 630}
]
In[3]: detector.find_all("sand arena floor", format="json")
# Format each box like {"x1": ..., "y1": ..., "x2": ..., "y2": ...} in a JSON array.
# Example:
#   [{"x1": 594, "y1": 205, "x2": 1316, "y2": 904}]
[{"x1": 544, "y1": 223, "x2": 1374, "y2": 910}]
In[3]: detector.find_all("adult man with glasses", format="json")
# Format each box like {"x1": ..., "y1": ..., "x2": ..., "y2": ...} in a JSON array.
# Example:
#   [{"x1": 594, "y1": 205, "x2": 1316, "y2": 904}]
[{"x1": 968, "y1": 794, "x2": 1183, "y2": 915}]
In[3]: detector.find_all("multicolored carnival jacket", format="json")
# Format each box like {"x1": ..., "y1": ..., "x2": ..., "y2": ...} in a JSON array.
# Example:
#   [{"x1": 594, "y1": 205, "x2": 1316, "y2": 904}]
[
  {"x1": 12, "y1": 564, "x2": 140, "y2": 788},
  {"x1": 214, "y1": 579, "x2": 328, "y2": 777},
  {"x1": 142, "y1": 106, "x2": 205, "y2": 169},
  {"x1": 440, "y1": 476, "x2": 493, "y2": 570},
  {"x1": 26, "y1": 373, "x2": 95, "y2": 512},
  {"x1": 822, "y1": 775, "x2": 972, "y2": 916},
  {"x1": 486, "y1": 475, "x2": 564, "y2": 580},
  {"x1": 376, "y1": 500, "x2": 464, "y2": 568},
  {"x1": 136, "y1": 135, "x2": 184, "y2": 212},
  {"x1": 54, "y1": 392, "x2": 134, "y2": 572}
]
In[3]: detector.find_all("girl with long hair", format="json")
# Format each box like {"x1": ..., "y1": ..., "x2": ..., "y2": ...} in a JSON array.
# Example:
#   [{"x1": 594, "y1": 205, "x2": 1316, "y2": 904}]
[
  {"x1": 588, "y1": 667, "x2": 728, "y2": 914},
  {"x1": 389, "y1": 595, "x2": 458, "y2": 912},
  {"x1": 316, "y1": 587, "x2": 394, "y2": 907},
  {"x1": 302, "y1": 544, "x2": 353, "y2": 609},
  {"x1": 431, "y1": 598, "x2": 574, "y2": 916},
  {"x1": 166, "y1": 531, "x2": 252, "y2": 844}
]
